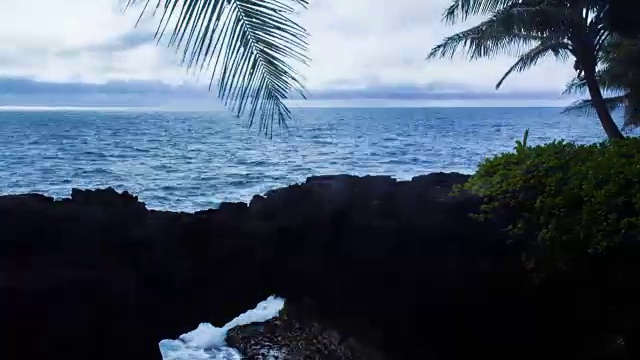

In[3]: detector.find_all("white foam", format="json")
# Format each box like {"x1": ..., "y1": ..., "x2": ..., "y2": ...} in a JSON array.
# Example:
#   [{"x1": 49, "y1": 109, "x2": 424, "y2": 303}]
[
  {"x1": 221, "y1": 296, "x2": 285, "y2": 332},
  {"x1": 160, "y1": 296, "x2": 285, "y2": 360}
]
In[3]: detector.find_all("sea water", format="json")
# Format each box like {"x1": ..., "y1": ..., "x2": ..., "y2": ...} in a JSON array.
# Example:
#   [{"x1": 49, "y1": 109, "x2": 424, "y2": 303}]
[{"x1": 0, "y1": 107, "x2": 613, "y2": 212}]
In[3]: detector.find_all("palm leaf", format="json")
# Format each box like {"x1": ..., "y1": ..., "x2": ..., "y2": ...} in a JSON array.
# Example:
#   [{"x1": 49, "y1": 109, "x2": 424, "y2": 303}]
[
  {"x1": 563, "y1": 33, "x2": 640, "y2": 130},
  {"x1": 563, "y1": 76, "x2": 587, "y2": 95},
  {"x1": 427, "y1": 2, "x2": 566, "y2": 61},
  {"x1": 562, "y1": 95, "x2": 626, "y2": 118},
  {"x1": 563, "y1": 71, "x2": 631, "y2": 96},
  {"x1": 426, "y1": 26, "x2": 538, "y2": 60},
  {"x1": 126, "y1": 0, "x2": 309, "y2": 137},
  {"x1": 442, "y1": 0, "x2": 517, "y2": 24},
  {"x1": 496, "y1": 41, "x2": 572, "y2": 88}
]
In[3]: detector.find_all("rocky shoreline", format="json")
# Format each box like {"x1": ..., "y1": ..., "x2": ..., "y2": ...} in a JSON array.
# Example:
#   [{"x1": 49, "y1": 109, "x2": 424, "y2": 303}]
[
  {"x1": 226, "y1": 304, "x2": 385, "y2": 360},
  {"x1": 0, "y1": 172, "x2": 630, "y2": 359}
]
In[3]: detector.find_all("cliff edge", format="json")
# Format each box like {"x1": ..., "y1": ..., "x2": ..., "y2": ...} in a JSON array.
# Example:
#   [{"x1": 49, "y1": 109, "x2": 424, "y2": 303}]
[{"x1": 0, "y1": 173, "x2": 536, "y2": 359}]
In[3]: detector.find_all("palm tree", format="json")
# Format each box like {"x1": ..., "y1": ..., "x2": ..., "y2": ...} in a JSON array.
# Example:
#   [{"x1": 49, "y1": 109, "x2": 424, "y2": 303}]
[
  {"x1": 427, "y1": 0, "x2": 625, "y2": 140},
  {"x1": 126, "y1": 0, "x2": 309, "y2": 137},
  {"x1": 563, "y1": 36, "x2": 640, "y2": 130}
]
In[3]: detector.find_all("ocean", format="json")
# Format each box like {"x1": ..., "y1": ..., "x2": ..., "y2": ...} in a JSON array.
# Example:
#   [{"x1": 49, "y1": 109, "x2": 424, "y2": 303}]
[
  {"x1": 0, "y1": 107, "x2": 611, "y2": 212},
  {"x1": 0, "y1": 106, "x2": 614, "y2": 359}
]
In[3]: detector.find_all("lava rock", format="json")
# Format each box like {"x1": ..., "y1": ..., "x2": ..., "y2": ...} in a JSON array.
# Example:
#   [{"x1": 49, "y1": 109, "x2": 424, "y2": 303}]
[
  {"x1": 0, "y1": 173, "x2": 531, "y2": 360},
  {"x1": 226, "y1": 304, "x2": 385, "y2": 360}
]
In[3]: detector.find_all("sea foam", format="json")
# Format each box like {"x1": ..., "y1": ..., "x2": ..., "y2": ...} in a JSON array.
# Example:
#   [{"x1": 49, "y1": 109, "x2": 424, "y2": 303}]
[{"x1": 160, "y1": 296, "x2": 285, "y2": 360}]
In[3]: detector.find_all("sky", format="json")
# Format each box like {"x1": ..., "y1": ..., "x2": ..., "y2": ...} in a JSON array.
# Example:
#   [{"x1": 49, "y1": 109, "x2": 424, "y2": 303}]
[{"x1": 0, "y1": 0, "x2": 582, "y2": 108}]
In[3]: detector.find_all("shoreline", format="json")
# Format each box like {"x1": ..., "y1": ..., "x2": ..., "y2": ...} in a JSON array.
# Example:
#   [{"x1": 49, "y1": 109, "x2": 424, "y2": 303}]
[
  {"x1": 2, "y1": 172, "x2": 507, "y2": 359},
  {"x1": 1, "y1": 171, "x2": 478, "y2": 213},
  {"x1": 0, "y1": 171, "x2": 630, "y2": 359}
]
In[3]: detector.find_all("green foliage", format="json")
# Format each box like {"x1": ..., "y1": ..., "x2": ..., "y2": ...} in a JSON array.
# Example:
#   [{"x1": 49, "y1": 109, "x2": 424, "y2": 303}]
[
  {"x1": 464, "y1": 136, "x2": 640, "y2": 277},
  {"x1": 514, "y1": 128, "x2": 529, "y2": 154}
]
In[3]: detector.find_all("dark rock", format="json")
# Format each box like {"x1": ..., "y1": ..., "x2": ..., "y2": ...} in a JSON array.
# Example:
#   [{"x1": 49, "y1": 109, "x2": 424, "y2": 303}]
[
  {"x1": 1, "y1": 172, "x2": 623, "y2": 359},
  {"x1": 226, "y1": 303, "x2": 385, "y2": 360},
  {"x1": 218, "y1": 201, "x2": 248, "y2": 213},
  {"x1": 69, "y1": 187, "x2": 145, "y2": 210}
]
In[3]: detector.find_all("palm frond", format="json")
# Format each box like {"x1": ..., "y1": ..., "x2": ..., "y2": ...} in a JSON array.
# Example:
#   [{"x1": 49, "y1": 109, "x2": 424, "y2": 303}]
[
  {"x1": 127, "y1": 0, "x2": 309, "y2": 137},
  {"x1": 496, "y1": 41, "x2": 572, "y2": 88},
  {"x1": 562, "y1": 95, "x2": 627, "y2": 117},
  {"x1": 563, "y1": 71, "x2": 630, "y2": 96},
  {"x1": 442, "y1": 0, "x2": 517, "y2": 24},
  {"x1": 428, "y1": 2, "x2": 566, "y2": 61},
  {"x1": 563, "y1": 33, "x2": 640, "y2": 130},
  {"x1": 563, "y1": 76, "x2": 587, "y2": 95},
  {"x1": 427, "y1": 28, "x2": 538, "y2": 60}
]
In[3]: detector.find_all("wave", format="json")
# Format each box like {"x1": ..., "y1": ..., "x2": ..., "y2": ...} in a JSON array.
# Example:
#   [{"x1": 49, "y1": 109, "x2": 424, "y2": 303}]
[{"x1": 160, "y1": 296, "x2": 285, "y2": 360}]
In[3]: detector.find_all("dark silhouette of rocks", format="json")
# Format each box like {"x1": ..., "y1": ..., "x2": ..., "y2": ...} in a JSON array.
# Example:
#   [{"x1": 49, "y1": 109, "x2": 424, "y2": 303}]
[
  {"x1": 226, "y1": 303, "x2": 385, "y2": 359},
  {"x1": 1, "y1": 172, "x2": 632, "y2": 359}
]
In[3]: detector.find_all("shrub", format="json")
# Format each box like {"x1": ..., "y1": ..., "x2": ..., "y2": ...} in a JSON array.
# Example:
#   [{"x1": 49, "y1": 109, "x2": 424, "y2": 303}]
[{"x1": 463, "y1": 134, "x2": 640, "y2": 278}]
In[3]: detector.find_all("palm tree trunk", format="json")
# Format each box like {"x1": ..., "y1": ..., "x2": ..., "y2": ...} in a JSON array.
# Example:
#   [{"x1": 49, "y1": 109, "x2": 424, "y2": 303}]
[{"x1": 583, "y1": 65, "x2": 625, "y2": 140}]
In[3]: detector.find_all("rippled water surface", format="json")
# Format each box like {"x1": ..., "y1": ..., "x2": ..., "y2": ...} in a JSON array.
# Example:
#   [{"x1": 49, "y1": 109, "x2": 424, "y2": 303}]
[{"x1": 0, "y1": 107, "x2": 610, "y2": 211}]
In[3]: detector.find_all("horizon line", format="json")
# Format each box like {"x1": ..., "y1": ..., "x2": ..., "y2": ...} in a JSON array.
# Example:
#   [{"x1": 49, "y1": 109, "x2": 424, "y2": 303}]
[{"x1": 0, "y1": 101, "x2": 574, "y2": 112}]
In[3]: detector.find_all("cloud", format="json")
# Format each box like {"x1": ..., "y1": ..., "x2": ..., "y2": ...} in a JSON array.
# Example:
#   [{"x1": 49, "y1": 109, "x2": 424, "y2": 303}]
[
  {"x1": 0, "y1": 77, "x2": 578, "y2": 110},
  {"x1": 303, "y1": 84, "x2": 574, "y2": 100},
  {"x1": 0, "y1": 0, "x2": 580, "y2": 102},
  {"x1": 0, "y1": 0, "x2": 190, "y2": 84},
  {"x1": 0, "y1": 77, "x2": 223, "y2": 109},
  {"x1": 298, "y1": 0, "x2": 576, "y2": 93}
]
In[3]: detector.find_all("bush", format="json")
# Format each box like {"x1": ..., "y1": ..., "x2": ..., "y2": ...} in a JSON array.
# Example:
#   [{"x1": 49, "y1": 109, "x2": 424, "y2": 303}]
[{"x1": 463, "y1": 134, "x2": 640, "y2": 278}]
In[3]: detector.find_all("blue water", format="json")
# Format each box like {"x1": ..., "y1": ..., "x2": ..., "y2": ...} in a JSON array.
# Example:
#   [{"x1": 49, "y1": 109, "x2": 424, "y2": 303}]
[{"x1": 0, "y1": 107, "x2": 612, "y2": 212}]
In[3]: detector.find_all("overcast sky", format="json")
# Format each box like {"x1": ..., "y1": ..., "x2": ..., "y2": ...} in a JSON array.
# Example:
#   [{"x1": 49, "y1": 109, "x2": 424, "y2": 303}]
[{"x1": 0, "y1": 0, "x2": 580, "y2": 107}]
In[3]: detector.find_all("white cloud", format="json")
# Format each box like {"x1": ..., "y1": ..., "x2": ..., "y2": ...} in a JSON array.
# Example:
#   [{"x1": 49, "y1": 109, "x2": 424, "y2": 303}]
[
  {"x1": 0, "y1": 0, "x2": 127, "y2": 49},
  {"x1": 0, "y1": 0, "x2": 577, "y2": 95},
  {"x1": 298, "y1": 0, "x2": 576, "y2": 93},
  {"x1": 0, "y1": 0, "x2": 190, "y2": 84}
]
